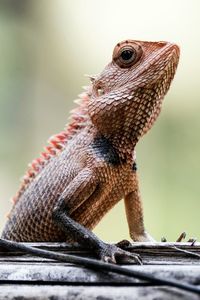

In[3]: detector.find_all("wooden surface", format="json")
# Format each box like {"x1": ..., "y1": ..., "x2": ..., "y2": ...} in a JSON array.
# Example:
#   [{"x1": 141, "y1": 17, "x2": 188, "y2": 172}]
[{"x1": 0, "y1": 242, "x2": 200, "y2": 299}]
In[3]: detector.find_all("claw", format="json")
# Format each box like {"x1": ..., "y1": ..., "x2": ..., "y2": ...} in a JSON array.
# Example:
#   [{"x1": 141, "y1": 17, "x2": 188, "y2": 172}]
[
  {"x1": 161, "y1": 236, "x2": 167, "y2": 242},
  {"x1": 187, "y1": 238, "x2": 197, "y2": 245},
  {"x1": 176, "y1": 232, "x2": 186, "y2": 242},
  {"x1": 127, "y1": 253, "x2": 142, "y2": 265}
]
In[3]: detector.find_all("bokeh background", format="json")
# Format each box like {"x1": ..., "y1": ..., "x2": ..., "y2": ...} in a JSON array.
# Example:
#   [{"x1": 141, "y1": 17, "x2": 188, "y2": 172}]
[{"x1": 0, "y1": 0, "x2": 200, "y2": 242}]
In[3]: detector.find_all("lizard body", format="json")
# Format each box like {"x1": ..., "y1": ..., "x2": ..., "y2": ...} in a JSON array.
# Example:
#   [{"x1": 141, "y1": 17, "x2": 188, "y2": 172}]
[{"x1": 1, "y1": 39, "x2": 180, "y2": 263}]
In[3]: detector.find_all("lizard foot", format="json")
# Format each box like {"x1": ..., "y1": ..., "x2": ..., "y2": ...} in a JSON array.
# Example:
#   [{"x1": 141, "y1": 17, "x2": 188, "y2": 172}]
[
  {"x1": 132, "y1": 231, "x2": 156, "y2": 243},
  {"x1": 98, "y1": 243, "x2": 142, "y2": 265},
  {"x1": 115, "y1": 239, "x2": 132, "y2": 249},
  {"x1": 116, "y1": 232, "x2": 156, "y2": 250}
]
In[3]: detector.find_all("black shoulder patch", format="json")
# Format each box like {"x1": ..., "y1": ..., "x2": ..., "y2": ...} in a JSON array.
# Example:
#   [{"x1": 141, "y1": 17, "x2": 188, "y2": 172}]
[
  {"x1": 91, "y1": 135, "x2": 121, "y2": 166},
  {"x1": 132, "y1": 162, "x2": 137, "y2": 172}
]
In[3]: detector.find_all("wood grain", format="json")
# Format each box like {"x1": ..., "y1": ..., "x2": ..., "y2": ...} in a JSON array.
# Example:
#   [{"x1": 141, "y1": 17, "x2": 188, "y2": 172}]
[{"x1": 0, "y1": 242, "x2": 200, "y2": 299}]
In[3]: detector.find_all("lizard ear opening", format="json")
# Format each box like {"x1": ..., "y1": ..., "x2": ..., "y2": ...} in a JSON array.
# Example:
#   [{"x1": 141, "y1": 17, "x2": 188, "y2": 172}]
[{"x1": 113, "y1": 41, "x2": 143, "y2": 69}]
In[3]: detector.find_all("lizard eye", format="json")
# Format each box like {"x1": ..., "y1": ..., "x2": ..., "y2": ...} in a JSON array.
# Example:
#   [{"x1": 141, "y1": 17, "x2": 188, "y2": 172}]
[
  {"x1": 120, "y1": 48, "x2": 136, "y2": 63},
  {"x1": 113, "y1": 41, "x2": 143, "y2": 68}
]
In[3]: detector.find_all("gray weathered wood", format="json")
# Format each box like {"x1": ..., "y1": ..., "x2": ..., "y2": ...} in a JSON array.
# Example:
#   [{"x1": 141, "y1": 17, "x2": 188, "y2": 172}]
[
  {"x1": 1, "y1": 263, "x2": 200, "y2": 284},
  {"x1": 0, "y1": 242, "x2": 200, "y2": 299},
  {"x1": 0, "y1": 285, "x2": 199, "y2": 300}
]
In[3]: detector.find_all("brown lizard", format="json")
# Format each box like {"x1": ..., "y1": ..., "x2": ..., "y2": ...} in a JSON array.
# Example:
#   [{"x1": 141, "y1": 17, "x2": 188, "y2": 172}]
[{"x1": 1, "y1": 39, "x2": 180, "y2": 264}]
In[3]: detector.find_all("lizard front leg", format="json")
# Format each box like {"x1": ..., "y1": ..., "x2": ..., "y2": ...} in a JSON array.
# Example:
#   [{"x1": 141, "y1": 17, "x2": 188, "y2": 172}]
[
  {"x1": 124, "y1": 172, "x2": 155, "y2": 242},
  {"x1": 52, "y1": 167, "x2": 142, "y2": 264}
]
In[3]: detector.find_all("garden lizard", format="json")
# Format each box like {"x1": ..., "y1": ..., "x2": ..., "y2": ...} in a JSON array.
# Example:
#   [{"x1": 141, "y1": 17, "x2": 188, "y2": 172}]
[{"x1": 1, "y1": 39, "x2": 180, "y2": 264}]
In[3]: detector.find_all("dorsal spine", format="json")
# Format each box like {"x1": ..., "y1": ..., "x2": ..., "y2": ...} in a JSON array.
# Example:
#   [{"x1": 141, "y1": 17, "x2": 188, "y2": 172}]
[{"x1": 12, "y1": 90, "x2": 90, "y2": 205}]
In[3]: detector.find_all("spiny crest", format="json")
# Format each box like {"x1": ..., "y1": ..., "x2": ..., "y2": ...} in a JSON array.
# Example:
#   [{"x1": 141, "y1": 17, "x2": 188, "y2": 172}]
[{"x1": 12, "y1": 89, "x2": 90, "y2": 205}]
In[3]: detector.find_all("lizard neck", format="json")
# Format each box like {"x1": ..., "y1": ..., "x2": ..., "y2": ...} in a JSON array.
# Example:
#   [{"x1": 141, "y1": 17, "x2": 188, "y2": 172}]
[
  {"x1": 110, "y1": 133, "x2": 138, "y2": 161},
  {"x1": 92, "y1": 126, "x2": 137, "y2": 163},
  {"x1": 89, "y1": 122, "x2": 136, "y2": 164}
]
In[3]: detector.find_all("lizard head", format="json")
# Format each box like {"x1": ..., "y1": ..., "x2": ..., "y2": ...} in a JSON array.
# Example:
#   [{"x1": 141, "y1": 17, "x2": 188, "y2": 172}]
[{"x1": 88, "y1": 39, "x2": 180, "y2": 148}]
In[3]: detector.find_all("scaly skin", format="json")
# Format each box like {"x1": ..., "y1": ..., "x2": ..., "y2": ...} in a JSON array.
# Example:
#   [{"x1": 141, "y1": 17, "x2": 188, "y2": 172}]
[{"x1": 1, "y1": 39, "x2": 180, "y2": 263}]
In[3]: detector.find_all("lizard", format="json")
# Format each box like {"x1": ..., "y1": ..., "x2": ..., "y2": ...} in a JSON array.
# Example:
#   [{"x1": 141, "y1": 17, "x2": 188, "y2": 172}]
[{"x1": 1, "y1": 39, "x2": 180, "y2": 264}]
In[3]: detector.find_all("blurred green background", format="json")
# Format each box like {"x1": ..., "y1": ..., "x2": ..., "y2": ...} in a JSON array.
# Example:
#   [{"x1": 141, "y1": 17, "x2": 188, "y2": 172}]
[{"x1": 0, "y1": 0, "x2": 200, "y2": 242}]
